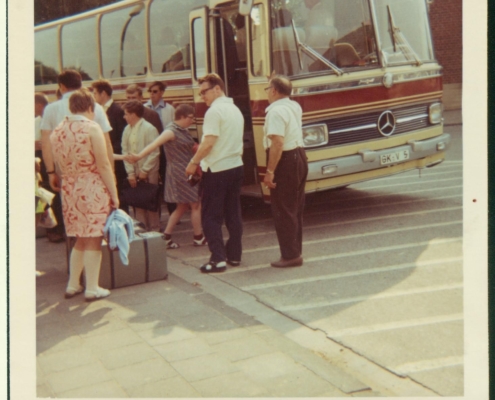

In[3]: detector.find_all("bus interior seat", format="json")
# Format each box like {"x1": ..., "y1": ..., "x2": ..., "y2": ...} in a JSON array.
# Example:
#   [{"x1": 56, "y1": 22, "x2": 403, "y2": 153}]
[
  {"x1": 272, "y1": 27, "x2": 306, "y2": 75},
  {"x1": 334, "y1": 42, "x2": 361, "y2": 67},
  {"x1": 305, "y1": 25, "x2": 338, "y2": 56}
]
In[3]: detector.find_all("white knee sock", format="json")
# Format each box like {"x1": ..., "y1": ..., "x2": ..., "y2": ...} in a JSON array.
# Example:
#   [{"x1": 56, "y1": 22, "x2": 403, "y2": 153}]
[
  {"x1": 67, "y1": 248, "x2": 84, "y2": 290},
  {"x1": 83, "y1": 250, "x2": 102, "y2": 293}
]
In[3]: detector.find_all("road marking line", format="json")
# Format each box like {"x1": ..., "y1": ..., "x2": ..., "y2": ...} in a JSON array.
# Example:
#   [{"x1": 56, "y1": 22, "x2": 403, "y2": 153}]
[
  {"x1": 326, "y1": 314, "x2": 464, "y2": 337},
  {"x1": 240, "y1": 206, "x2": 462, "y2": 239},
  {"x1": 353, "y1": 166, "x2": 461, "y2": 183},
  {"x1": 277, "y1": 283, "x2": 463, "y2": 311},
  {"x1": 305, "y1": 186, "x2": 462, "y2": 210},
  {"x1": 239, "y1": 220, "x2": 462, "y2": 256},
  {"x1": 216, "y1": 237, "x2": 462, "y2": 273},
  {"x1": 392, "y1": 356, "x2": 464, "y2": 375},
  {"x1": 354, "y1": 176, "x2": 461, "y2": 191},
  {"x1": 241, "y1": 256, "x2": 462, "y2": 290}
]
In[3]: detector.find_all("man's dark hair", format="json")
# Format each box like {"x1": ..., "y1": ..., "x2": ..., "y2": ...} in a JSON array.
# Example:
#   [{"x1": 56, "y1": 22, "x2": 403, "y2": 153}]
[
  {"x1": 149, "y1": 81, "x2": 167, "y2": 92},
  {"x1": 92, "y1": 79, "x2": 113, "y2": 97},
  {"x1": 175, "y1": 104, "x2": 195, "y2": 120},
  {"x1": 123, "y1": 100, "x2": 145, "y2": 118},
  {"x1": 198, "y1": 73, "x2": 225, "y2": 92},
  {"x1": 58, "y1": 69, "x2": 82, "y2": 90},
  {"x1": 270, "y1": 75, "x2": 292, "y2": 96}
]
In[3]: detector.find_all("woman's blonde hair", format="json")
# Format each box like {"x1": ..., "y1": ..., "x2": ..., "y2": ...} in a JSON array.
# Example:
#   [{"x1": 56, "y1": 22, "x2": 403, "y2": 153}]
[{"x1": 69, "y1": 88, "x2": 95, "y2": 114}]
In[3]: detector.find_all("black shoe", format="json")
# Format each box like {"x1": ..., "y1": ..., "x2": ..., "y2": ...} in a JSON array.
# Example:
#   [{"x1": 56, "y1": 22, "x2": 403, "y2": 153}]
[
  {"x1": 226, "y1": 259, "x2": 241, "y2": 267},
  {"x1": 200, "y1": 261, "x2": 227, "y2": 273},
  {"x1": 270, "y1": 256, "x2": 303, "y2": 268}
]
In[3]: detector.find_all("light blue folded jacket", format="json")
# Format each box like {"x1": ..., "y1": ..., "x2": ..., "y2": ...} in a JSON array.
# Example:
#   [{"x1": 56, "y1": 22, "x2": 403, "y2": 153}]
[{"x1": 103, "y1": 209, "x2": 136, "y2": 265}]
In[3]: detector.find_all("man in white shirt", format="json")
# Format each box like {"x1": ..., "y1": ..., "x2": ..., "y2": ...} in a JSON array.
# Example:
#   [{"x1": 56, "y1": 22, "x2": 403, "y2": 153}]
[
  {"x1": 185, "y1": 74, "x2": 244, "y2": 273},
  {"x1": 263, "y1": 75, "x2": 308, "y2": 268}
]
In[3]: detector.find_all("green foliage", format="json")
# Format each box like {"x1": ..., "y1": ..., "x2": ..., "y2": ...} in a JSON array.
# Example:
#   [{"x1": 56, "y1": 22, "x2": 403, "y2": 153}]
[{"x1": 35, "y1": 0, "x2": 123, "y2": 25}]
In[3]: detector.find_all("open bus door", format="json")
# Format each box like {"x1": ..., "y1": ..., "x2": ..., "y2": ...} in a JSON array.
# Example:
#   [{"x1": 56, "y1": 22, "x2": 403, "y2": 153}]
[{"x1": 190, "y1": 5, "x2": 260, "y2": 195}]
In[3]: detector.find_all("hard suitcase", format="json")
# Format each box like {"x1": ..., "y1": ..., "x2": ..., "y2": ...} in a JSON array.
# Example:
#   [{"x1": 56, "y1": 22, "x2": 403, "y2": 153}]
[{"x1": 65, "y1": 230, "x2": 168, "y2": 290}]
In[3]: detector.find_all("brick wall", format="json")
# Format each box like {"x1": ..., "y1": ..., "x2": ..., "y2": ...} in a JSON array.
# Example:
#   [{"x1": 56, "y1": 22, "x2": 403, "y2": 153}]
[{"x1": 428, "y1": 0, "x2": 463, "y2": 84}]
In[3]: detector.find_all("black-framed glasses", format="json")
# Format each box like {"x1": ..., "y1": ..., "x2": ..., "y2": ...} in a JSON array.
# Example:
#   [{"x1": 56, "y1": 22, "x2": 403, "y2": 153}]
[
  {"x1": 264, "y1": 86, "x2": 273, "y2": 91},
  {"x1": 199, "y1": 86, "x2": 214, "y2": 96}
]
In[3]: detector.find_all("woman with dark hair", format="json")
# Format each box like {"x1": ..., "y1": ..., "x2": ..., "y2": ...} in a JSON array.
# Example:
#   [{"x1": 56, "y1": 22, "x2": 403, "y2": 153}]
[
  {"x1": 126, "y1": 104, "x2": 206, "y2": 249},
  {"x1": 50, "y1": 89, "x2": 119, "y2": 301}
]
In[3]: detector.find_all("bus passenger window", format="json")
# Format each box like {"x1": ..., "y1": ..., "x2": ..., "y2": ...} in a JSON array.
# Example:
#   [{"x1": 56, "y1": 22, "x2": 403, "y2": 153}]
[
  {"x1": 192, "y1": 18, "x2": 207, "y2": 79},
  {"x1": 250, "y1": 5, "x2": 267, "y2": 77},
  {"x1": 61, "y1": 18, "x2": 98, "y2": 81},
  {"x1": 35, "y1": 28, "x2": 59, "y2": 85},
  {"x1": 100, "y1": 6, "x2": 146, "y2": 78},
  {"x1": 149, "y1": 0, "x2": 207, "y2": 74}
]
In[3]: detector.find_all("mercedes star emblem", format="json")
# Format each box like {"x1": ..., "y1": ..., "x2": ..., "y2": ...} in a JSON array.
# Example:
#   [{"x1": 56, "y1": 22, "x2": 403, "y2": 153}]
[{"x1": 377, "y1": 110, "x2": 396, "y2": 137}]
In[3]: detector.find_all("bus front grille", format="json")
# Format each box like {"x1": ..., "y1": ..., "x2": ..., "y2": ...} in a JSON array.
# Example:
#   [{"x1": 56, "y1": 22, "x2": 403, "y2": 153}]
[{"x1": 325, "y1": 104, "x2": 431, "y2": 147}]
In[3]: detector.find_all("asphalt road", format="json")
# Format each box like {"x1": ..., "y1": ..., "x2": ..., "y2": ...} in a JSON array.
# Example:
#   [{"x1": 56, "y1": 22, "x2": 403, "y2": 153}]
[{"x1": 169, "y1": 122, "x2": 463, "y2": 397}]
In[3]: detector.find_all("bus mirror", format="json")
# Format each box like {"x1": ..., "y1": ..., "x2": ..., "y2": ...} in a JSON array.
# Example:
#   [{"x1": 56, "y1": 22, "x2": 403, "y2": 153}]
[
  {"x1": 238, "y1": 0, "x2": 253, "y2": 16},
  {"x1": 129, "y1": 4, "x2": 144, "y2": 17}
]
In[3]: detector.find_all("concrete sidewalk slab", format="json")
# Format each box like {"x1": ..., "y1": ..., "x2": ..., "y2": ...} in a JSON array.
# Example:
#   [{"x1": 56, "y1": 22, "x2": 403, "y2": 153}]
[{"x1": 36, "y1": 238, "x2": 363, "y2": 397}]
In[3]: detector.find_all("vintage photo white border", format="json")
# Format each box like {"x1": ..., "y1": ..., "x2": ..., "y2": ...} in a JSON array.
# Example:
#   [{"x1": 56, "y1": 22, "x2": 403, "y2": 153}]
[{"x1": 3, "y1": 0, "x2": 489, "y2": 398}]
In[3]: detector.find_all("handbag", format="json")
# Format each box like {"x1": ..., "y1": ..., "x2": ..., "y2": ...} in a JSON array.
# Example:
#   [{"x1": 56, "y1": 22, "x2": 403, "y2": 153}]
[
  {"x1": 39, "y1": 206, "x2": 58, "y2": 228},
  {"x1": 121, "y1": 180, "x2": 161, "y2": 212}
]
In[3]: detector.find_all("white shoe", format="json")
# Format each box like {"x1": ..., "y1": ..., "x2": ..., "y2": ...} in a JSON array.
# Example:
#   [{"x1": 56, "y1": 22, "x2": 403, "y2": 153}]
[
  {"x1": 85, "y1": 287, "x2": 111, "y2": 302},
  {"x1": 65, "y1": 285, "x2": 84, "y2": 299}
]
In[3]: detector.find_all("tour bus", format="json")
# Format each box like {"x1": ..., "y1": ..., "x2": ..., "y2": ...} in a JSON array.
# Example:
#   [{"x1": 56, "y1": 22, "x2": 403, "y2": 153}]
[{"x1": 35, "y1": 0, "x2": 450, "y2": 201}]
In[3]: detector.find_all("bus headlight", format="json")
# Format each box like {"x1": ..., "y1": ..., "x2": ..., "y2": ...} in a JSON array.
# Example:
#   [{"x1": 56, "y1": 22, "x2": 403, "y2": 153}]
[
  {"x1": 302, "y1": 124, "x2": 328, "y2": 148},
  {"x1": 429, "y1": 102, "x2": 443, "y2": 124}
]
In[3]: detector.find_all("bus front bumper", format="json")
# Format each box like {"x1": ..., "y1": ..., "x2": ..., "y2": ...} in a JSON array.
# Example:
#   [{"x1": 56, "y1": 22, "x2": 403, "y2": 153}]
[{"x1": 306, "y1": 133, "x2": 451, "y2": 182}]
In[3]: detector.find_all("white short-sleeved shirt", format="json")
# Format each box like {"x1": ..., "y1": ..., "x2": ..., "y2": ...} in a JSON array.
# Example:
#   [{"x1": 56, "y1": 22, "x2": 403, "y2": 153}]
[
  {"x1": 40, "y1": 92, "x2": 112, "y2": 133},
  {"x1": 201, "y1": 96, "x2": 244, "y2": 173},
  {"x1": 263, "y1": 97, "x2": 304, "y2": 150}
]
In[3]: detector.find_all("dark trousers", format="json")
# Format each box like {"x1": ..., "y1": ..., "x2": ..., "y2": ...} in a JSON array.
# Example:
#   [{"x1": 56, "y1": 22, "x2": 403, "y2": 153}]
[
  {"x1": 115, "y1": 160, "x2": 129, "y2": 214},
  {"x1": 269, "y1": 147, "x2": 308, "y2": 260},
  {"x1": 201, "y1": 165, "x2": 243, "y2": 263}
]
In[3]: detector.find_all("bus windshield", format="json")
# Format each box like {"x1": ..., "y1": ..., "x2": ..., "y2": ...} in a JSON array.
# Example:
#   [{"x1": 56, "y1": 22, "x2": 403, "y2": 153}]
[
  {"x1": 270, "y1": 0, "x2": 378, "y2": 77},
  {"x1": 372, "y1": 0, "x2": 434, "y2": 66},
  {"x1": 269, "y1": 0, "x2": 435, "y2": 77}
]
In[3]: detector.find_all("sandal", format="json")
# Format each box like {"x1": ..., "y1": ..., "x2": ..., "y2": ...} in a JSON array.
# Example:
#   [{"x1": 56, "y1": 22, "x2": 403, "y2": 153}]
[
  {"x1": 193, "y1": 235, "x2": 207, "y2": 246},
  {"x1": 85, "y1": 287, "x2": 111, "y2": 302},
  {"x1": 64, "y1": 285, "x2": 84, "y2": 299},
  {"x1": 163, "y1": 235, "x2": 180, "y2": 249}
]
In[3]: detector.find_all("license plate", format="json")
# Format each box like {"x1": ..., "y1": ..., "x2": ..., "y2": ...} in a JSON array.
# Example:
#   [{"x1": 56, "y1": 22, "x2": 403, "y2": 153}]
[{"x1": 380, "y1": 150, "x2": 409, "y2": 165}]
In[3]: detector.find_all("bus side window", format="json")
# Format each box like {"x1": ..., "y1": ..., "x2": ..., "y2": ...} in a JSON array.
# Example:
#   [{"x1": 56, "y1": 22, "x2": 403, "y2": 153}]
[
  {"x1": 61, "y1": 17, "x2": 98, "y2": 81},
  {"x1": 100, "y1": 6, "x2": 146, "y2": 78},
  {"x1": 250, "y1": 4, "x2": 267, "y2": 77},
  {"x1": 192, "y1": 18, "x2": 207, "y2": 79},
  {"x1": 150, "y1": 0, "x2": 206, "y2": 74},
  {"x1": 35, "y1": 28, "x2": 60, "y2": 85}
]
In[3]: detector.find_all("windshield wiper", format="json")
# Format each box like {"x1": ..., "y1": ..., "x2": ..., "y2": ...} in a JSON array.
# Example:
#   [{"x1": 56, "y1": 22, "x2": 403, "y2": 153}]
[
  {"x1": 386, "y1": 5, "x2": 423, "y2": 66},
  {"x1": 290, "y1": 20, "x2": 344, "y2": 76}
]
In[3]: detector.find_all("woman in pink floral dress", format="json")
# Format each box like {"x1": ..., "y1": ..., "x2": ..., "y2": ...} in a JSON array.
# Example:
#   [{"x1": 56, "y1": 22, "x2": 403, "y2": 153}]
[{"x1": 50, "y1": 89, "x2": 119, "y2": 301}]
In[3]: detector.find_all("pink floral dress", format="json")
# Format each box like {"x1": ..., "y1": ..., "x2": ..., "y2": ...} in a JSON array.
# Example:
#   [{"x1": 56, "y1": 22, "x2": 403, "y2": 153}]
[{"x1": 50, "y1": 115, "x2": 111, "y2": 237}]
